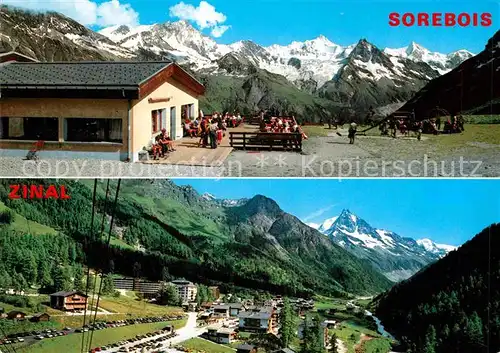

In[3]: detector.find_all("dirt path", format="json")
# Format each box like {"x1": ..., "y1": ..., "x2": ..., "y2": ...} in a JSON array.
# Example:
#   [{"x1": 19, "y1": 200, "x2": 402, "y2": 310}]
[
  {"x1": 354, "y1": 333, "x2": 373, "y2": 353},
  {"x1": 223, "y1": 126, "x2": 500, "y2": 177},
  {"x1": 337, "y1": 338, "x2": 348, "y2": 353}
]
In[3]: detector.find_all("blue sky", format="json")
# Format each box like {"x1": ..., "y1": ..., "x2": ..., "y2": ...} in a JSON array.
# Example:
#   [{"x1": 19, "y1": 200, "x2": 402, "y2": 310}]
[
  {"x1": 173, "y1": 179, "x2": 499, "y2": 247},
  {"x1": 6, "y1": 0, "x2": 499, "y2": 53}
]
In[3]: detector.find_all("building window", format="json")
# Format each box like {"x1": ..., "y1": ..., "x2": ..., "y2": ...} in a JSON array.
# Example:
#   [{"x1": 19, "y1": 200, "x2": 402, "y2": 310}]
[
  {"x1": 151, "y1": 109, "x2": 165, "y2": 133},
  {"x1": 65, "y1": 118, "x2": 123, "y2": 143},
  {"x1": 0, "y1": 117, "x2": 58, "y2": 141}
]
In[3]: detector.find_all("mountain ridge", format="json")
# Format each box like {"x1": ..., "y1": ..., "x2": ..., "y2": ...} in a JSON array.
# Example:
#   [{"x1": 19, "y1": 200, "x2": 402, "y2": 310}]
[{"x1": 311, "y1": 209, "x2": 456, "y2": 281}]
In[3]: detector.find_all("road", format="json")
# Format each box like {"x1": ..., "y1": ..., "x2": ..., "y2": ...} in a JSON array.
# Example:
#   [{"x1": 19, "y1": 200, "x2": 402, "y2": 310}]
[{"x1": 103, "y1": 312, "x2": 215, "y2": 353}]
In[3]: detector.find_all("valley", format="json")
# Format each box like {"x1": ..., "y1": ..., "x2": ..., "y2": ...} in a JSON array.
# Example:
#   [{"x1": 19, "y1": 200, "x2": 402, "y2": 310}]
[
  {"x1": 0, "y1": 179, "x2": 497, "y2": 353},
  {"x1": 1, "y1": 4, "x2": 497, "y2": 119}
]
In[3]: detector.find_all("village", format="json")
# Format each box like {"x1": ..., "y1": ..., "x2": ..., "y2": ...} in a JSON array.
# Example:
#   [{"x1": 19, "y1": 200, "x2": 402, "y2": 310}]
[{"x1": 0, "y1": 275, "x2": 391, "y2": 353}]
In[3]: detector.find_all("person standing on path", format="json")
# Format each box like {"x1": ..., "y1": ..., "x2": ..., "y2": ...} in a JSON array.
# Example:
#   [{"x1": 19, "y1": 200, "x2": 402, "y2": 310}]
[
  {"x1": 209, "y1": 120, "x2": 218, "y2": 149},
  {"x1": 348, "y1": 122, "x2": 357, "y2": 144}
]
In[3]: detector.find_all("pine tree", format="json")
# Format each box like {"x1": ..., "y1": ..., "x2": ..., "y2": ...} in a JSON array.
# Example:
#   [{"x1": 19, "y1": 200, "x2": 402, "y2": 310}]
[
  {"x1": 73, "y1": 265, "x2": 85, "y2": 292},
  {"x1": 422, "y1": 325, "x2": 437, "y2": 353},
  {"x1": 279, "y1": 298, "x2": 296, "y2": 348},
  {"x1": 464, "y1": 312, "x2": 484, "y2": 348},
  {"x1": 101, "y1": 274, "x2": 115, "y2": 295},
  {"x1": 329, "y1": 333, "x2": 339, "y2": 353}
]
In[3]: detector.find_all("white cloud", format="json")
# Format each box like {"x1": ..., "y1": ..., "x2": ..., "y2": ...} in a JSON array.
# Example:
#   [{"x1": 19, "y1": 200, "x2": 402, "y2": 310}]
[
  {"x1": 96, "y1": 0, "x2": 139, "y2": 27},
  {"x1": 211, "y1": 25, "x2": 230, "y2": 38},
  {"x1": 169, "y1": 1, "x2": 230, "y2": 37},
  {"x1": 302, "y1": 204, "x2": 336, "y2": 222},
  {"x1": 3, "y1": 0, "x2": 139, "y2": 27}
]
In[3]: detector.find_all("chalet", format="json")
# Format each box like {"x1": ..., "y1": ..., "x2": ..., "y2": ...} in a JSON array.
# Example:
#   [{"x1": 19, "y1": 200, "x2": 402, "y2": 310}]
[
  {"x1": 50, "y1": 291, "x2": 88, "y2": 311},
  {"x1": 324, "y1": 320, "x2": 337, "y2": 329},
  {"x1": 200, "y1": 302, "x2": 214, "y2": 311},
  {"x1": 0, "y1": 51, "x2": 37, "y2": 64},
  {"x1": 228, "y1": 303, "x2": 245, "y2": 317},
  {"x1": 238, "y1": 310, "x2": 273, "y2": 333},
  {"x1": 0, "y1": 61, "x2": 204, "y2": 162},
  {"x1": 30, "y1": 313, "x2": 51, "y2": 322},
  {"x1": 6, "y1": 310, "x2": 26, "y2": 320},
  {"x1": 213, "y1": 305, "x2": 230, "y2": 318},
  {"x1": 236, "y1": 344, "x2": 257, "y2": 353},
  {"x1": 206, "y1": 327, "x2": 236, "y2": 344}
]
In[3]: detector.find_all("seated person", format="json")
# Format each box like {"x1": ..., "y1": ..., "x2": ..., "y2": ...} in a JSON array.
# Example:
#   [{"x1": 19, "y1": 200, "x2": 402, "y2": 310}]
[
  {"x1": 159, "y1": 128, "x2": 176, "y2": 152},
  {"x1": 151, "y1": 135, "x2": 163, "y2": 159}
]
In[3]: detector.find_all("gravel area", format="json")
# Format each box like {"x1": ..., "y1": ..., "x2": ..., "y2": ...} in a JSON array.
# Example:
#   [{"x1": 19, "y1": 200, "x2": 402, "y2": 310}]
[
  {"x1": 1, "y1": 132, "x2": 498, "y2": 178},
  {"x1": 222, "y1": 132, "x2": 500, "y2": 178}
]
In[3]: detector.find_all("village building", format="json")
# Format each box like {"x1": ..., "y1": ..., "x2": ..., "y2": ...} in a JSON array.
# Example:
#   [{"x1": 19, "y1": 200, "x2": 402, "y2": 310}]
[
  {"x1": 213, "y1": 304, "x2": 230, "y2": 318},
  {"x1": 30, "y1": 313, "x2": 51, "y2": 323},
  {"x1": 0, "y1": 60, "x2": 204, "y2": 162},
  {"x1": 238, "y1": 306, "x2": 274, "y2": 333},
  {"x1": 236, "y1": 344, "x2": 258, "y2": 353},
  {"x1": 49, "y1": 291, "x2": 88, "y2": 311},
  {"x1": 6, "y1": 310, "x2": 26, "y2": 320},
  {"x1": 113, "y1": 277, "x2": 165, "y2": 298},
  {"x1": 170, "y1": 279, "x2": 197, "y2": 303},
  {"x1": 272, "y1": 349, "x2": 296, "y2": 353},
  {"x1": 206, "y1": 327, "x2": 236, "y2": 344},
  {"x1": 0, "y1": 51, "x2": 37, "y2": 64},
  {"x1": 323, "y1": 319, "x2": 338, "y2": 329},
  {"x1": 228, "y1": 303, "x2": 246, "y2": 317}
]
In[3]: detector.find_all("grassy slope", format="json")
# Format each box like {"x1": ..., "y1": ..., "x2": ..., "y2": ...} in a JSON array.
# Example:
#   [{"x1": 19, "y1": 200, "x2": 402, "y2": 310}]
[
  {"x1": 180, "y1": 337, "x2": 236, "y2": 353},
  {"x1": 16, "y1": 320, "x2": 187, "y2": 353},
  {"x1": 0, "y1": 201, "x2": 58, "y2": 235},
  {"x1": 96, "y1": 295, "x2": 182, "y2": 316}
]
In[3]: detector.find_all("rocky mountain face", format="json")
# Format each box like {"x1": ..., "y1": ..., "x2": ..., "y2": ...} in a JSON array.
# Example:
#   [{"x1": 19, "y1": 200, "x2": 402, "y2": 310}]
[
  {"x1": 312, "y1": 209, "x2": 456, "y2": 282},
  {"x1": 400, "y1": 29, "x2": 500, "y2": 116},
  {"x1": 384, "y1": 42, "x2": 474, "y2": 74},
  {"x1": 0, "y1": 5, "x2": 475, "y2": 118},
  {"x1": 0, "y1": 5, "x2": 135, "y2": 61},
  {"x1": 318, "y1": 39, "x2": 441, "y2": 113}
]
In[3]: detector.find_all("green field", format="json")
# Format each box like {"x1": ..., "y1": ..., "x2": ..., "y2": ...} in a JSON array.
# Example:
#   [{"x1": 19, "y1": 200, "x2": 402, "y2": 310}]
[
  {"x1": 15, "y1": 319, "x2": 187, "y2": 353},
  {"x1": 180, "y1": 337, "x2": 235, "y2": 353},
  {"x1": 96, "y1": 294, "x2": 183, "y2": 316},
  {"x1": 362, "y1": 337, "x2": 393, "y2": 353}
]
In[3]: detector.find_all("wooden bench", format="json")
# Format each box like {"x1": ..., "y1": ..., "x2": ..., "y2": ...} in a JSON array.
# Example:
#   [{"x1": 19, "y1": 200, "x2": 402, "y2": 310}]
[
  {"x1": 247, "y1": 117, "x2": 262, "y2": 125},
  {"x1": 229, "y1": 132, "x2": 302, "y2": 152}
]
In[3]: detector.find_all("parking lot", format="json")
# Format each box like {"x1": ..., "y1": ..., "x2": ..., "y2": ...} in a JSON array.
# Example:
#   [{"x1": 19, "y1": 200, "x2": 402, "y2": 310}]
[{"x1": 0, "y1": 315, "x2": 185, "y2": 350}]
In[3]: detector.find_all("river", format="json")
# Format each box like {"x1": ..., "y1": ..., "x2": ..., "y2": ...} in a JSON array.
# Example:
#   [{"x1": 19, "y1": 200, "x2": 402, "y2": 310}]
[{"x1": 364, "y1": 310, "x2": 395, "y2": 340}]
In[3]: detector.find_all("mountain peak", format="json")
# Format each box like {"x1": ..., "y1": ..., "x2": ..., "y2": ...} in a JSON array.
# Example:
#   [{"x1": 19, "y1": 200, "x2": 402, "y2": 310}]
[{"x1": 406, "y1": 41, "x2": 427, "y2": 55}]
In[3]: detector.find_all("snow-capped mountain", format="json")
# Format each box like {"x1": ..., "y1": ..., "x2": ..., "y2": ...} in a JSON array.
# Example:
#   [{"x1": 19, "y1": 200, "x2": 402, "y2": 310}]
[
  {"x1": 1, "y1": 5, "x2": 480, "y2": 117},
  {"x1": 199, "y1": 192, "x2": 248, "y2": 207},
  {"x1": 313, "y1": 209, "x2": 457, "y2": 281},
  {"x1": 417, "y1": 238, "x2": 457, "y2": 255},
  {"x1": 384, "y1": 42, "x2": 474, "y2": 74},
  {"x1": 201, "y1": 192, "x2": 217, "y2": 201}
]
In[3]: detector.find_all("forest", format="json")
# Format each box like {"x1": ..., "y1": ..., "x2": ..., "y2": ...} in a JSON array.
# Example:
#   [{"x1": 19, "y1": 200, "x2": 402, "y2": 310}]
[
  {"x1": 0, "y1": 179, "x2": 390, "y2": 299},
  {"x1": 374, "y1": 223, "x2": 500, "y2": 353}
]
